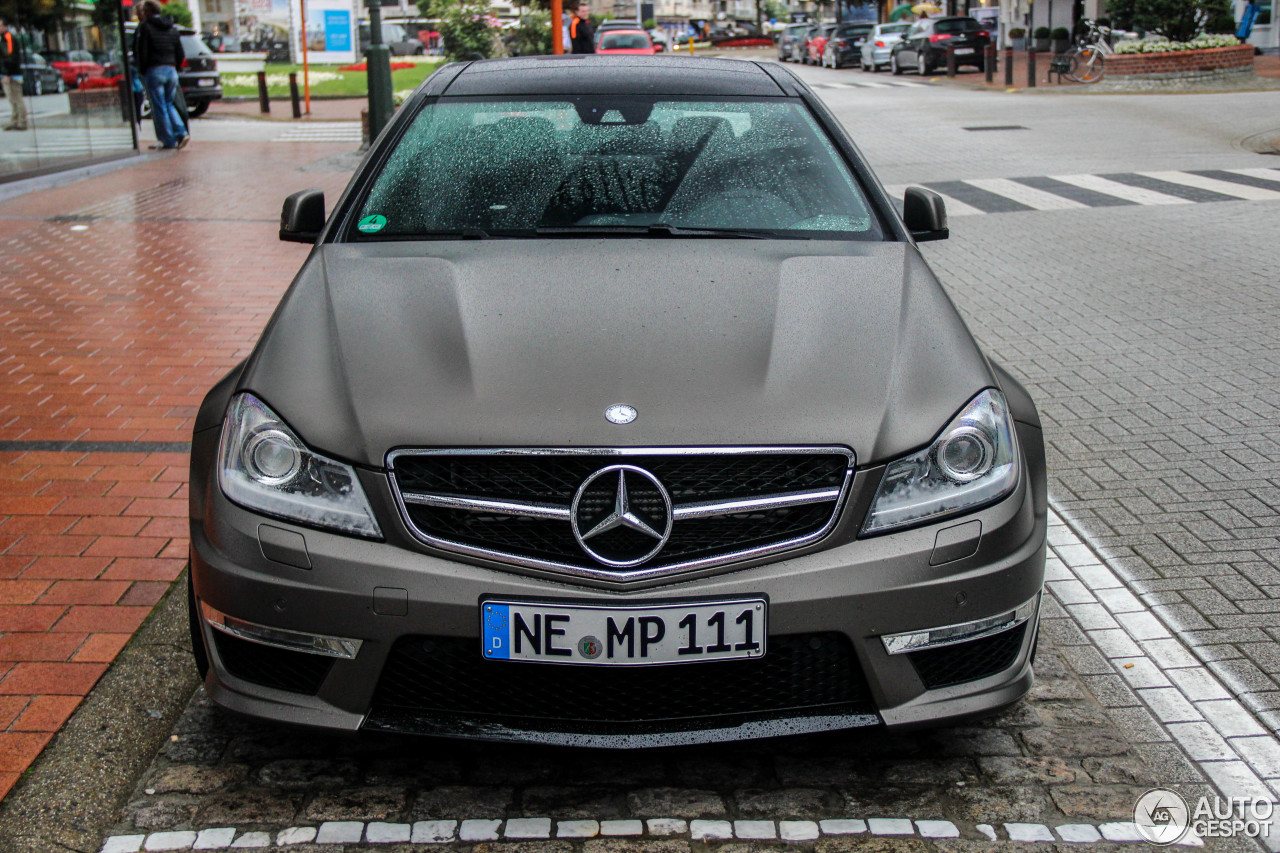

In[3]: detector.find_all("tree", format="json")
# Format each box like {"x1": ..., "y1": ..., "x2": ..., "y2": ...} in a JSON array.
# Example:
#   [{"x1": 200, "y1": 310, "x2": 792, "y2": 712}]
[
  {"x1": 1106, "y1": 0, "x2": 1235, "y2": 40},
  {"x1": 0, "y1": 0, "x2": 76, "y2": 36},
  {"x1": 162, "y1": 0, "x2": 195, "y2": 28}
]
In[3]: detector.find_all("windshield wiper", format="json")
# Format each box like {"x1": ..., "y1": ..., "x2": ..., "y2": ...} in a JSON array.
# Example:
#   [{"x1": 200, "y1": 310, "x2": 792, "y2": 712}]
[{"x1": 535, "y1": 224, "x2": 775, "y2": 239}]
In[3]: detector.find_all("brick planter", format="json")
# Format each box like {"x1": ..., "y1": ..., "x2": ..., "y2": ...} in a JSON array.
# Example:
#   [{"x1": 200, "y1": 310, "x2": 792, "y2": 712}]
[
  {"x1": 67, "y1": 87, "x2": 122, "y2": 115},
  {"x1": 1105, "y1": 44, "x2": 1254, "y2": 79}
]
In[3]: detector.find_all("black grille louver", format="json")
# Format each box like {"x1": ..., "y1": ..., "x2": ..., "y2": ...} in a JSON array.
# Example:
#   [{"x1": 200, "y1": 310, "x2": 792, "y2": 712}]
[
  {"x1": 367, "y1": 632, "x2": 875, "y2": 735},
  {"x1": 212, "y1": 631, "x2": 333, "y2": 695},
  {"x1": 389, "y1": 450, "x2": 852, "y2": 579},
  {"x1": 908, "y1": 623, "x2": 1028, "y2": 689}
]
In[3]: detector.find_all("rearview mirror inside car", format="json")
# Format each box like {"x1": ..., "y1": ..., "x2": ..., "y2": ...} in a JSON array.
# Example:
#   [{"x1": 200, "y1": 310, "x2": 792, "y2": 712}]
[
  {"x1": 280, "y1": 189, "x2": 325, "y2": 243},
  {"x1": 903, "y1": 186, "x2": 949, "y2": 242}
]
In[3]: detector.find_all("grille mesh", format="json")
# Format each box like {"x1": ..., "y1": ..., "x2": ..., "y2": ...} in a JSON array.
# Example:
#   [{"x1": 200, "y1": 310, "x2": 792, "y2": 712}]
[
  {"x1": 908, "y1": 623, "x2": 1028, "y2": 689},
  {"x1": 391, "y1": 451, "x2": 850, "y2": 574},
  {"x1": 370, "y1": 633, "x2": 873, "y2": 729}
]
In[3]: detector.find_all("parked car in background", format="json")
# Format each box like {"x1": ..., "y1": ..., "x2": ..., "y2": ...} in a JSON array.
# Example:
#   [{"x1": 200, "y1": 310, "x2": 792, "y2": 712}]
[
  {"x1": 44, "y1": 50, "x2": 105, "y2": 88},
  {"x1": 202, "y1": 34, "x2": 245, "y2": 53},
  {"x1": 891, "y1": 16, "x2": 990, "y2": 75},
  {"x1": 21, "y1": 53, "x2": 66, "y2": 96},
  {"x1": 358, "y1": 21, "x2": 425, "y2": 56},
  {"x1": 859, "y1": 22, "x2": 911, "y2": 71},
  {"x1": 127, "y1": 24, "x2": 224, "y2": 118},
  {"x1": 89, "y1": 49, "x2": 122, "y2": 76},
  {"x1": 805, "y1": 23, "x2": 836, "y2": 64},
  {"x1": 596, "y1": 28, "x2": 657, "y2": 54},
  {"x1": 776, "y1": 23, "x2": 808, "y2": 61},
  {"x1": 648, "y1": 28, "x2": 668, "y2": 51},
  {"x1": 822, "y1": 22, "x2": 874, "y2": 68},
  {"x1": 178, "y1": 29, "x2": 223, "y2": 117}
]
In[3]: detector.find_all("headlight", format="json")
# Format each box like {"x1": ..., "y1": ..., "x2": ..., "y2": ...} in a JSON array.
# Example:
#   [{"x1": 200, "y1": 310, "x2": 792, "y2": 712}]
[
  {"x1": 862, "y1": 388, "x2": 1018, "y2": 535},
  {"x1": 218, "y1": 393, "x2": 382, "y2": 538}
]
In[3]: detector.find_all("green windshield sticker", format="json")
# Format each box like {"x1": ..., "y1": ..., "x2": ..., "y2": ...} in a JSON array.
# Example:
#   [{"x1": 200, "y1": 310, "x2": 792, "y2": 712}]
[{"x1": 358, "y1": 214, "x2": 387, "y2": 233}]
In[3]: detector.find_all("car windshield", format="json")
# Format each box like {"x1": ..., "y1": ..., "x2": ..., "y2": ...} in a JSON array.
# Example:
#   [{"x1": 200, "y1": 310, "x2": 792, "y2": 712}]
[
  {"x1": 837, "y1": 25, "x2": 872, "y2": 36},
  {"x1": 881, "y1": 23, "x2": 911, "y2": 34},
  {"x1": 934, "y1": 18, "x2": 981, "y2": 33},
  {"x1": 181, "y1": 34, "x2": 214, "y2": 55},
  {"x1": 354, "y1": 97, "x2": 882, "y2": 240},
  {"x1": 600, "y1": 32, "x2": 650, "y2": 49}
]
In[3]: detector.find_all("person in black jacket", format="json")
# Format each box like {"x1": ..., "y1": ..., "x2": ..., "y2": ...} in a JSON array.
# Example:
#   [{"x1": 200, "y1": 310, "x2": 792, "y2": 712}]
[
  {"x1": 0, "y1": 16, "x2": 27, "y2": 131},
  {"x1": 569, "y1": 3, "x2": 595, "y2": 53},
  {"x1": 134, "y1": 0, "x2": 188, "y2": 150}
]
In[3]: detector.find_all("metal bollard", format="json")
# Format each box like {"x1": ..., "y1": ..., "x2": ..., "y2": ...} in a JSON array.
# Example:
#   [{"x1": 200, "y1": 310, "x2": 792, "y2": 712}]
[
  {"x1": 985, "y1": 43, "x2": 995, "y2": 83},
  {"x1": 288, "y1": 72, "x2": 302, "y2": 119},
  {"x1": 1026, "y1": 47, "x2": 1036, "y2": 88},
  {"x1": 1004, "y1": 47, "x2": 1014, "y2": 85},
  {"x1": 946, "y1": 43, "x2": 956, "y2": 77},
  {"x1": 257, "y1": 70, "x2": 270, "y2": 114}
]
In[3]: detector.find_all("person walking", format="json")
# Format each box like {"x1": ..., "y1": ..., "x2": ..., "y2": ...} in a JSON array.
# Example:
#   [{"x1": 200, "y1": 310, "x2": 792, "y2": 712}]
[
  {"x1": 569, "y1": 3, "x2": 595, "y2": 54},
  {"x1": 0, "y1": 16, "x2": 28, "y2": 132},
  {"x1": 134, "y1": 0, "x2": 188, "y2": 150}
]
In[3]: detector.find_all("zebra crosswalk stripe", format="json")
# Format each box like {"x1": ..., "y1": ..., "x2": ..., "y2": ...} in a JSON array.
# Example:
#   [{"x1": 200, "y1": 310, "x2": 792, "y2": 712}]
[
  {"x1": 1223, "y1": 167, "x2": 1280, "y2": 186},
  {"x1": 880, "y1": 168, "x2": 1280, "y2": 217},
  {"x1": 1138, "y1": 170, "x2": 1280, "y2": 202},
  {"x1": 1046, "y1": 173, "x2": 1192, "y2": 206},
  {"x1": 963, "y1": 177, "x2": 1088, "y2": 211}
]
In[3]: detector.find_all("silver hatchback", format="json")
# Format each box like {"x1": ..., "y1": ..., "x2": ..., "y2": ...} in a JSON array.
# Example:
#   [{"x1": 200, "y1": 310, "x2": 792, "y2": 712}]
[{"x1": 860, "y1": 22, "x2": 912, "y2": 71}]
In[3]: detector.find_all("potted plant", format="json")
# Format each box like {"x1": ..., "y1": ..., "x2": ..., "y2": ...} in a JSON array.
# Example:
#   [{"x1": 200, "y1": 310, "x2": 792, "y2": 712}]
[
  {"x1": 1033, "y1": 25, "x2": 1051, "y2": 51},
  {"x1": 1051, "y1": 25, "x2": 1070, "y2": 52},
  {"x1": 1008, "y1": 26, "x2": 1026, "y2": 50}
]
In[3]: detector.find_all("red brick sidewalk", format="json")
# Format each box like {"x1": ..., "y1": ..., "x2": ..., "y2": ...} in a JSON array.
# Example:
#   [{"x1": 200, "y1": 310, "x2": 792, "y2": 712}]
[{"x1": 0, "y1": 141, "x2": 354, "y2": 799}]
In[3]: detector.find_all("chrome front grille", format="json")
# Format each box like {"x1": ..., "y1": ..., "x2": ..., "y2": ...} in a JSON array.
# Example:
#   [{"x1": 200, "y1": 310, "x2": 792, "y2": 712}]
[{"x1": 387, "y1": 448, "x2": 855, "y2": 582}]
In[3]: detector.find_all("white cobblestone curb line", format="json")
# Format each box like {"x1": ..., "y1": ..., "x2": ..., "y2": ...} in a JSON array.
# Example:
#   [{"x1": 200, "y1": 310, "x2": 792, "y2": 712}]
[
  {"x1": 100, "y1": 815, "x2": 1201, "y2": 851},
  {"x1": 1047, "y1": 504, "x2": 1280, "y2": 852}
]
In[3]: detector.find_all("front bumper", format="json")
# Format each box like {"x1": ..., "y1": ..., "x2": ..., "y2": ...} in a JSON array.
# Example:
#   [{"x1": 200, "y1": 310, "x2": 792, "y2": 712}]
[{"x1": 190, "y1": 423, "x2": 1046, "y2": 747}]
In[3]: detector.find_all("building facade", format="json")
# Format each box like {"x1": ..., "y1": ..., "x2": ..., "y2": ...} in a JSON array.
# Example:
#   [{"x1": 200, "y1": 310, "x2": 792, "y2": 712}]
[{"x1": 0, "y1": 0, "x2": 138, "y2": 184}]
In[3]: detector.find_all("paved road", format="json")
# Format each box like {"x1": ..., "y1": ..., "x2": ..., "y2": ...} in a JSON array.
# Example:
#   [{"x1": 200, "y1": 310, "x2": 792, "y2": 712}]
[{"x1": 5, "y1": 59, "x2": 1280, "y2": 852}]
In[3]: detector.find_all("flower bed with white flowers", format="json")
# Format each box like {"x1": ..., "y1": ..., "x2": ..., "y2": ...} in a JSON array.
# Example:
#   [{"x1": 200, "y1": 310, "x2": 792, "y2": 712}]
[{"x1": 1104, "y1": 40, "x2": 1253, "y2": 78}]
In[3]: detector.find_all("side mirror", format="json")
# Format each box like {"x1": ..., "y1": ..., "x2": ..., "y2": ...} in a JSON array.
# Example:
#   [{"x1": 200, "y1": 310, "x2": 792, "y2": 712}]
[
  {"x1": 280, "y1": 189, "x2": 325, "y2": 244},
  {"x1": 903, "y1": 186, "x2": 948, "y2": 242}
]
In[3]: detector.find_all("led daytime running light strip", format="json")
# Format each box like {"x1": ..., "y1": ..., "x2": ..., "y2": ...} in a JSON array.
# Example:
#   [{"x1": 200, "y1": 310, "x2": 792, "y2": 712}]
[
  {"x1": 881, "y1": 592, "x2": 1040, "y2": 655},
  {"x1": 201, "y1": 602, "x2": 363, "y2": 659}
]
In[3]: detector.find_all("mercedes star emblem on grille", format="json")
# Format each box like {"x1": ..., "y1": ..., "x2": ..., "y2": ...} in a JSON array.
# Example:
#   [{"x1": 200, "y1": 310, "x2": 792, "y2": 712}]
[
  {"x1": 604, "y1": 404, "x2": 638, "y2": 425},
  {"x1": 570, "y1": 465, "x2": 673, "y2": 567}
]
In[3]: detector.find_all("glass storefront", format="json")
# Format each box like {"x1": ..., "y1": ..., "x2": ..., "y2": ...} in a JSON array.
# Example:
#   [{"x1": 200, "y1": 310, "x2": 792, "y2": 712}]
[{"x1": 1, "y1": 0, "x2": 138, "y2": 183}]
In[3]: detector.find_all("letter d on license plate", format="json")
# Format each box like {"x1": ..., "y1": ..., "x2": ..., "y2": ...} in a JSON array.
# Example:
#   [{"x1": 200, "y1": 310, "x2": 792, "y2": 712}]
[{"x1": 481, "y1": 598, "x2": 767, "y2": 666}]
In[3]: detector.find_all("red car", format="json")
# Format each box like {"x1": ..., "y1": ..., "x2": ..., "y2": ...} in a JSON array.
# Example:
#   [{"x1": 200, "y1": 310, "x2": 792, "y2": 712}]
[
  {"x1": 805, "y1": 23, "x2": 837, "y2": 64},
  {"x1": 596, "y1": 29, "x2": 657, "y2": 54},
  {"x1": 43, "y1": 50, "x2": 105, "y2": 88}
]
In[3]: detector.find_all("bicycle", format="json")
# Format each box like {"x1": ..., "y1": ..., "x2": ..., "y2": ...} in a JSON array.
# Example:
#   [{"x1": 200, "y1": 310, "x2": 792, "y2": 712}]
[{"x1": 1056, "y1": 19, "x2": 1112, "y2": 83}]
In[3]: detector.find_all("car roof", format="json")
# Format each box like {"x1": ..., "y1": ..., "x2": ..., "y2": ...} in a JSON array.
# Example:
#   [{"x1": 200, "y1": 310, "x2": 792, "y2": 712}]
[{"x1": 441, "y1": 56, "x2": 788, "y2": 97}]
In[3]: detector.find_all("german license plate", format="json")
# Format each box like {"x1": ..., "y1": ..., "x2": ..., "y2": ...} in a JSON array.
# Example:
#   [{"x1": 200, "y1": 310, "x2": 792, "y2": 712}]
[
  {"x1": 955, "y1": 47, "x2": 975, "y2": 54},
  {"x1": 481, "y1": 597, "x2": 767, "y2": 666}
]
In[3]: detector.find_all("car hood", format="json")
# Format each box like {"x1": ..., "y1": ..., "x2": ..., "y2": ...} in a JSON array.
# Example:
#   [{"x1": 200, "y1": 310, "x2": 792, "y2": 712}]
[{"x1": 239, "y1": 240, "x2": 994, "y2": 469}]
